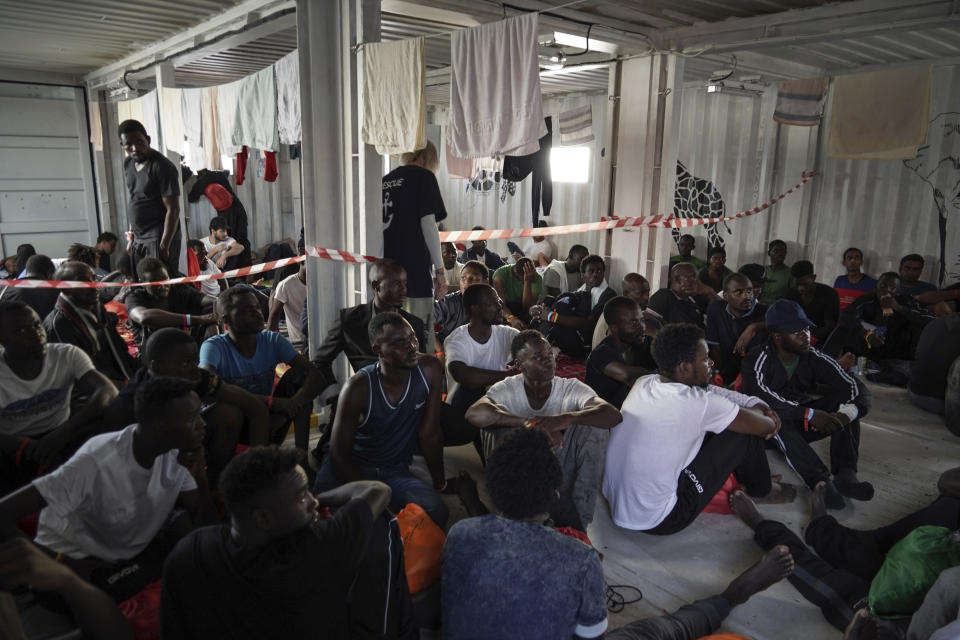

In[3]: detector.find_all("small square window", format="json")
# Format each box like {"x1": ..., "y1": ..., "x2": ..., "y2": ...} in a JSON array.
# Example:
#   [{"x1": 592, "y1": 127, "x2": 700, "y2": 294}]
[{"x1": 550, "y1": 146, "x2": 590, "y2": 183}]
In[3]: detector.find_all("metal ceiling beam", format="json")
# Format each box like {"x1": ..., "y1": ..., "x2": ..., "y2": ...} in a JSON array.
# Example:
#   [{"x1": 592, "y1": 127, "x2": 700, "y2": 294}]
[
  {"x1": 84, "y1": 0, "x2": 295, "y2": 89},
  {"x1": 664, "y1": 0, "x2": 960, "y2": 53}
]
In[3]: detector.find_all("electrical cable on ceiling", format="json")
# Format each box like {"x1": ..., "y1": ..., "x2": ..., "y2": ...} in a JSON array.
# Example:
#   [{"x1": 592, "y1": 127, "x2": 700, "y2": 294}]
[{"x1": 565, "y1": 22, "x2": 593, "y2": 57}]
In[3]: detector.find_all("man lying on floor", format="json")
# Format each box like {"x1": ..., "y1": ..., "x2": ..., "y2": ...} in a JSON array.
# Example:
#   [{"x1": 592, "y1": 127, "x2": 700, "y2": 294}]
[
  {"x1": 443, "y1": 427, "x2": 795, "y2": 640},
  {"x1": 730, "y1": 468, "x2": 960, "y2": 639},
  {"x1": 0, "y1": 376, "x2": 217, "y2": 602}
]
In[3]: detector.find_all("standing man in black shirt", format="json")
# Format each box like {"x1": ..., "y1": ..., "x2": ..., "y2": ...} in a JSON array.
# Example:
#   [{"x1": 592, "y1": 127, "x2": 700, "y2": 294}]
[
  {"x1": 119, "y1": 120, "x2": 182, "y2": 279},
  {"x1": 382, "y1": 141, "x2": 448, "y2": 350},
  {"x1": 785, "y1": 261, "x2": 840, "y2": 347},
  {"x1": 585, "y1": 296, "x2": 656, "y2": 408}
]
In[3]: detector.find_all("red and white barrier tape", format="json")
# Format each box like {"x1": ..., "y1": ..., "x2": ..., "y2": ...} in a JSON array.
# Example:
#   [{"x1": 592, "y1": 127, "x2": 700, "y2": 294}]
[
  {"x1": 438, "y1": 170, "x2": 817, "y2": 242},
  {"x1": 0, "y1": 171, "x2": 815, "y2": 290}
]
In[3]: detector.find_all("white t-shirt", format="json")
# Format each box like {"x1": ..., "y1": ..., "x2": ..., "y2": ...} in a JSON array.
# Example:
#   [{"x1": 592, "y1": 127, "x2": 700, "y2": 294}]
[
  {"x1": 445, "y1": 261, "x2": 463, "y2": 288},
  {"x1": 0, "y1": 343, "x2": 95, "y2": 436},
  {"x1": 33, "y1": 424, "x2": 197, "y2": 562},
  {"x1": 443, "y1": 324, "x2": 518, "y2": 399},
  {"x1": 274, "y1": 274, "x2": 307, "y2": 344},
  {"x1": 198, "y1": 260, "x2": 222, "y2": 297},
  {"x1": 602, "y1": 375, "x2": 740, "y2": 531},
  {"x1": 542, "y1": 259, "x2": 582, "y2": 294},
  {"x1": 523, "y1": 238, "x2": 554, "y2": 262},
  {"x1": 201, "y1": 235, "x2": 236, "y2": 256},
  {"x1": 483, "y1": 374, "x2": 596, "y2": 454}
]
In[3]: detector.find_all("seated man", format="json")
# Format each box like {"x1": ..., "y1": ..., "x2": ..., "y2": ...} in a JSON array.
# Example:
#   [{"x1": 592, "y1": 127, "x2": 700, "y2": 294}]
[
  {"x1": 591, "y1": 272, "x2": 661, "y2": 349},
  {"x1": 1, "y1": 537, "x2": 133, "y2": 640},
  {"x1": 200, "y1": 215, "x2": 244, "y2": 270},
  {"x1": 187, "y1": 239, "x2": 227, "y2": 298},
  {"x1": 315, "y1": 312, "x2": 448, "y2": 527},
  {"x1": 698, "y1": 246, "x2": 733, "y2": 293},
  {"x1": 760, "y1": 239, "x2": 791, "y2": 304},
  {"x1": 103, "y1": 328, "x2": 270, "y2": 487},
  {"x1": 785, "y1": 260, "x2": 839, "y2": 346},
  {"x1": 669, "y1": 233, "x2": 706, "y2": 270},
  {"x1": 125, "y1": 257, "x2": 217, "y2": 351},
  {"x1": 705, "y1": 273, "x2": 767, "y2": 385},
  {"x1": 313, "y1": 259, "x2": 426, "y2": 390},
  {"x1": 738, "y1": 263, "x2": 769, "y2": 301},
  {"x1": 530, "y1": 254, "x2": 616, "y2": 358},
  {"x1": 433, "y1": 259, "x2": 488, "y2": 348},
  {"x1": 647, "y1": 262, "x2": 715, "y2": 329},
  {"x1": 0, "y1": 254, "x2": 58, "y2": 319},
  {"x1": 521, "y1": 221, "x2": 554, "y2": 266},
  {"x1": 442, "y1": 241, "x2": 462, "y2": 289},
  {"x1": 492, "y1": 257, "x2": 541, "y2": 324},
  {"x1": 444, "y1": 283, "x2": 519, "y2": 415},
  {"x1": 466, "y1": 330, "x2": 622, "y2": 529},
  {"x1": 899, "y1": 253, "x2": 936, "y2": 297},
  {"x1": 742, "y1": 299, "x2": 874, "y2": 510},
  {"x1": 541, "y1": 244, "x2": 587, "y2": 300},
  {"x1": 43, "y1": 261, "x2": 140, "y2": 389},
  {"x1": 585, "y1": 296, "x2": 656, "y2": 409},
  {"x1": 458, "y1": 228, "x2": 504, "y2": 274},
  {"x1": 731, "y1": 471, "x2": 960, "y2": 635},
  {"x1": 603, "y1": 323, "x2": 793, "y2": 536},
  {"x1": 443, "y1": 428, "x2": 795, "y2": 640},
  {"x1": 200, "y1": 286, "x2": 321, "y2": 452},
  {"x1": 909, "y1": 314, "x2": 960, "y2": 415},
  {"x1": 0, "y1": 376, "x2": 216, "y2": 601},
  {"x1": 161, "y1": 446, "x2": 413, "y2": 639},
  {"x1": 267, "y1": 263, "x2": 307, "y2": 347},
  {"x1": 833, "y1": 247, "x2": 877, "y2": 310},
  {"x1": 0, "y1": 301, "x2": 117, "y2": 491},
  {"x1": 825, "y1": 272, "x2": 933, "y2": 386}
]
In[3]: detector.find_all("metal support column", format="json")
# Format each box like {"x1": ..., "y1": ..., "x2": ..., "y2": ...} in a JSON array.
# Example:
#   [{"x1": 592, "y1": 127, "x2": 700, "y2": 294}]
[{"x1": 298, "y1": 0, "x2": 350, "y2": 360}]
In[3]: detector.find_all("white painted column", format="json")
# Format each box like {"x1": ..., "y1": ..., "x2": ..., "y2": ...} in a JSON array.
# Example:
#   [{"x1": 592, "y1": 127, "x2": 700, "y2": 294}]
[
  {"x1": 355, "y1": 0, "x2": 382, "y2": 304},
  {"x1": 299, "y1": 0, "x2": 350, "y2": 359},
  {"x1": 608, "y1": 54, "x2": 684, "y2": 290},
  {"x1": 155, "y1": 62, "x2": 189, "y2": 274}
]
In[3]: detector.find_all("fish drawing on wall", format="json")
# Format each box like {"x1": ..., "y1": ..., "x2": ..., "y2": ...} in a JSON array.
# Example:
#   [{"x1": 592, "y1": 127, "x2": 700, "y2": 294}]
[
  {"x1": 904, "y1": 112, "x2": 960, "y2": 285},
  {"x1": 672, "y1": 161, "x2": 730, "y2": 252}
]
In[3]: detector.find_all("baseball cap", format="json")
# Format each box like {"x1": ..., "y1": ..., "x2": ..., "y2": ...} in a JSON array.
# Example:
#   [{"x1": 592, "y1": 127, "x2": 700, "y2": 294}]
[
  {"x1": 765, "y1": 299, "x2": 816, "y2": 333},
  {"x1": 738, "y1": 263, "x2": 770, "y2": 283},
  {"x1": 209, "y1": 216, "x2": 229, "y2": 231}
]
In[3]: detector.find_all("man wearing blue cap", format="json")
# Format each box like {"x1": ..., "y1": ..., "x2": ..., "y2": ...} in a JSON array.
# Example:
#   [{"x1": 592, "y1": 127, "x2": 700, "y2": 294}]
[{"x1": 741, "y1": 299, "x2": 873, "y2": 510}]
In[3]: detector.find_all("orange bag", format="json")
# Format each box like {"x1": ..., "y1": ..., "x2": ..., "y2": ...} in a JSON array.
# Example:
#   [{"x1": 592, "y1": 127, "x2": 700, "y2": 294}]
[
  {"x1": 396, "y1": 503, "x2": 446, "y2": 594},
  {"x1": 702, "y1": 473, "x2": 741, "y2": 515}
]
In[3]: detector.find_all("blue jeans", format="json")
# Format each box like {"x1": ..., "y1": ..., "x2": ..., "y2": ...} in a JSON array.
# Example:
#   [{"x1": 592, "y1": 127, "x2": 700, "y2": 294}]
[{"x1": 314, "y1": 459, "x2": 448, "y2": 528}]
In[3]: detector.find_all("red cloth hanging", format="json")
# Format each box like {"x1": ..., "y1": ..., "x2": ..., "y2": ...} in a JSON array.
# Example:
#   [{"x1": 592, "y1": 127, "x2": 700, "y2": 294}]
[
  {"x1": 186, "y1": 248, "x2": 202, "y2": 291},
  {"x1": 235, "y1": 146, "x2": 248, "y2": 185},
  {"x1": 264, "y1": 150, "x2": 278, "y2": 182}
]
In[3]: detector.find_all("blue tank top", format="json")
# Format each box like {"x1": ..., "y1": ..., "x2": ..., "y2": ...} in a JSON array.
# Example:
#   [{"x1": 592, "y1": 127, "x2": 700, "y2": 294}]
[{"x1": 352, "y1": 362, "x2": 431, "y2": 467}]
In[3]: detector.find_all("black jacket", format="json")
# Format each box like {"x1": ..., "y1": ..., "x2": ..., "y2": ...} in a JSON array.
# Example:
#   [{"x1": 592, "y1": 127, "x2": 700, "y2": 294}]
[
  {"x1": 839, "y1": 293, "x2": 932, "y2": 360},
  {"x1": 741, "y1": 341, "x2": 871, "y2": 422},
  {"x1": 312, "y1": 302, "x2": 427, "y2": 387}
]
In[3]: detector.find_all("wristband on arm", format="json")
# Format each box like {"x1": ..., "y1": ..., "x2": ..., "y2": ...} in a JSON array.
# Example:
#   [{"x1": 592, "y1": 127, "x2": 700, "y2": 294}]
[{"x1": 803, "y1": 407, "x2": 814, "y2": 432}]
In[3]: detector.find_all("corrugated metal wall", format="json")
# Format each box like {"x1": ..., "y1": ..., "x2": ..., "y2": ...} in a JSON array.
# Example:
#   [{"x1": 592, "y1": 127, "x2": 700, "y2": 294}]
[{"x1": 673, "y1": 64, "x2": 960, "y2": 290}]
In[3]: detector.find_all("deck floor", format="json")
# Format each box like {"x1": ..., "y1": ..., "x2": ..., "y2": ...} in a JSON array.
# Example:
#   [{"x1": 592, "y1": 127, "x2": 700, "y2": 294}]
[{"x1": 435, "y1": 381, "x2": 960, "y2": 639}]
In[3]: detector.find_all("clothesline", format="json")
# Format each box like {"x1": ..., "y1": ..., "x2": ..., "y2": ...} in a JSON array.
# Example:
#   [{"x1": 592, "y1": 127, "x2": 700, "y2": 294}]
[{"x1": 352, "y1": 0, "x2": 599, "y2": 52}]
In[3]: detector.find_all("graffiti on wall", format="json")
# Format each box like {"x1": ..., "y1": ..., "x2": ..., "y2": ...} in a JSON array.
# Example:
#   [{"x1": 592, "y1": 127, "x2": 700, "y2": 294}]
[
  {"x1": 904, "y1": 112, "x2": 960, "y2": 285},
  {"x1": 672, "y1": 161, "x2": 730, "y2": 251}
]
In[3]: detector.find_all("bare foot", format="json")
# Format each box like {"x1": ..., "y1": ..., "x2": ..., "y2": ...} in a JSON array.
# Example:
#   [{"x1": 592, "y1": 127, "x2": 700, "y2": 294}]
[
  {"x1": 811, "y1": 481, "x2": 828, "y2": 521},
  {"x1": 722, "y1": 545, "x2": 795, "y2": 606},
  {"x1": 729, "y1": 490, "x2": 765, "y2": 530},
  {"x1": 753, "y1": 476, "x2": 798, "y2": 504}
]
